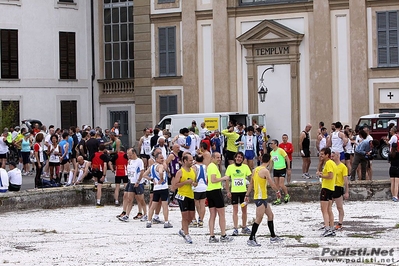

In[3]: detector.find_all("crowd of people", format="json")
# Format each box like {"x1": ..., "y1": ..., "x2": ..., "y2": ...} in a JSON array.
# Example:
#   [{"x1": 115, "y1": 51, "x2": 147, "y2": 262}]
[{"x1": 0, "y1": 117, "x2": 397, "y2": 246}]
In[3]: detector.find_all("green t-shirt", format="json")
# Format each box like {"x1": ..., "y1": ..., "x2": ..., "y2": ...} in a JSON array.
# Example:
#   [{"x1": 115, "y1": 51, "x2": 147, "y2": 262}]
[
  {"x1": 207, "y1": 162, "x2": 222, "y2": 191},
  {"x1": 225, "y1": 164, "x2": 251, "y2": 193},
  {"x1": 270, "y1": 148, "x2": 287, "y2": 170},
  {"x1": 221, "y1": 129, "x2": 239, "y2": 153}
]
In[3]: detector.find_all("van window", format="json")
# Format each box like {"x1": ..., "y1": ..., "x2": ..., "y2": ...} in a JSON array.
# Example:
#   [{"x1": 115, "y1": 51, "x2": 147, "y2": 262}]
[
  {"x1": 358, "y1": 119, "x2": 371, "y2": 128},
  {"x1": 374, "y1": 119, "x2": 391, "y2": 129},
  {"x1": 221, "y1": 116, "x2": 228, "y2": 130},
  {"x1": 158, "y1": 118, "x2": 171, "y2": 131}
]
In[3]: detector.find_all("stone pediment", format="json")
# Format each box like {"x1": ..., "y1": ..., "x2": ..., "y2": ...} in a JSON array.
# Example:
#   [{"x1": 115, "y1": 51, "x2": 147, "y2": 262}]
[{"x1": 237, "y1": 19, "x2": 304, "y2": 46}]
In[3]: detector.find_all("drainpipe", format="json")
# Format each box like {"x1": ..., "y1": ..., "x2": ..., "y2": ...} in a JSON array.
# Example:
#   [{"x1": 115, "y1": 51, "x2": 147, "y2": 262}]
[{"x1": 90, "y1": 0, "x2": 95, "y2": 127}]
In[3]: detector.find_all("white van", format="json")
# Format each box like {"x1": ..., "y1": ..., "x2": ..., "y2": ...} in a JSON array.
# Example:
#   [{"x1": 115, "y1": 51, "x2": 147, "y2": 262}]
[{"x1": 157, "y1": 113, "x2": 266, "y2": 137}]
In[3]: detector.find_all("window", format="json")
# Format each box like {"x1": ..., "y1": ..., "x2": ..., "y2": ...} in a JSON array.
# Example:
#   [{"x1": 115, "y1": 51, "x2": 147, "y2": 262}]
[
  {"x1": 59, "y1": 32, "x2": 76, "y2": 79},
  {"x1": 58, "y1": 0, "x2": 74, "y2": 2},
  {"x1": 104, "y1": 0, "x2": 134, "y2": 79},
  {"x1": 240, "y1": 0, "x2": 308, "y2": 6},
  {"x1": 160, "y1": 95, "x2": 177, "y2": 119},
  {"x1": 1, "y1": 100, "x2": 19, "y2": 128},
  {"x1": 159, "y1": 27, "x2": 176, "y2": 77},
  {"x1": 61, "y1": 100, "x2": 77, "y2": 129},
  {"x1": 158, "y1": 0, "x2": 175, "y2": 3},
  {"x1": 377, "y1": 11, "x2": 399, "y2": 67},
  {"x1": 0, "y1": 29, "x2": 18, "y2": 79}
]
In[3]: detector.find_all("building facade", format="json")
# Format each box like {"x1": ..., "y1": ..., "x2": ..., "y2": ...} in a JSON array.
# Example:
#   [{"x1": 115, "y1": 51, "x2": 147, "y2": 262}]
[
  {"x1": 2, "y1": 0, "x2": 399, "y2": 150},
  {"x1": 0, "y1": 0, "x2": 93, "y2": 130}
]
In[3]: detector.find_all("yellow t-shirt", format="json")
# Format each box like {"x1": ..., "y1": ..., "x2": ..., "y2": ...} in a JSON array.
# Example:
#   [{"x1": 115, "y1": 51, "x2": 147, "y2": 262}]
[
  {"x1": 253, "y1": 166, "x2": 268, "y2": 199},
  {"x1": 322, "y1": 159, "x2": 337, "y2": 191},
  {"x1": 335, "y1": 162, "x2": 348, "y2": 187},
  {"x1": 177, "y1": 167, "x2": 195, "y2": 199},
  {"x1": 225, "y1": 164, "x2": 251, "y2": 193},
  {"x1": 207, "y1": 162, "x2": 222, "y2": 191},
  {"x1": 221, "y1": 129, "x2": 239, "y2": 153}
]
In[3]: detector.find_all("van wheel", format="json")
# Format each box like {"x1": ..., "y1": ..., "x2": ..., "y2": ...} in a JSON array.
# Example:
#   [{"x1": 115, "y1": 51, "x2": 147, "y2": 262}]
[{"x1": 379, "y1": 144, "x2": 389, "y2": 160}]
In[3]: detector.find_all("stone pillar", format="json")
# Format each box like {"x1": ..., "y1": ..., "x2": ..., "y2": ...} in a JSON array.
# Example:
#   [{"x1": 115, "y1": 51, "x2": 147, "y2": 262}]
[
  {"x1": 349, "y1": 0, "x2": 368, "y2": 121},
  {"x1": 134, "y1": 0, "x2": 152, "y2": 140},
  {"x1": 310, "y1": 0, "x2": 333, "y2": 135},
  {"x1": 181, "y1": 1, "x2": 198, "y2": 113},
  {"x1": 213, "y1": 0, "x2": 230, "y2": 112}
]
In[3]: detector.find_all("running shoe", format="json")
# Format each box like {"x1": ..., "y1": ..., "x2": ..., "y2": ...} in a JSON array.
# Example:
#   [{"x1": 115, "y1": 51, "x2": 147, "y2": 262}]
[
  {"x1": 209, "y1": 236, "x2": 219, "y2": 243},
  {"x1": 164, "y1": 221, "x2": 173, "y2": 228},
  {"x1": 321, "y1": 229, "x2": 335, "y2": 237},
  {"x1": 319, "y1": 226, "x2": 326, "y2": 230},
  {"x1": 178, "y1": 229, "x2": 185, "y2": 238},
  {"x1": 350, "y1": 176, "x2": 355, "y2": 182},
  {"x1": 335, "y1": 224, "x2": 343, "y2": 231},
  {"x1": 273, "y1": 198, "x2": 281, "y2": 205},
  {"x1": 140, "y1": 215, "x2": 148, "y2": 222},
  {"x1": 116, "y1": 212, "x2": 125, "y2": 218},
  {"x1": 284, "y1": 194, "x2": 290, "y2": 203},
  {"x1": 270, "y1": 236, "x2": 284, "y2": 243},
  {"x1": 152, "y1": 217, "x2": 163, "y2": 224},
  {"x1": 241, "y1": 227, "x2": 252, "y2": 235},
  {"x1": 114, "y1": 201, "x2": 120, "y2": 207},
  {"x1": 133, "y1": 213, "x2": 143, "y2": 220},
  {"x1": 189, "y1": 220, "x2": 198, "y2": 227},
  {"x1": 184, "y1": 234, "x2": 193, "y2": 244},
  {"x1": 220, "y1": 235, "x2": 234, "y2": 242},
  {"x1": 247, "y1": 239, "x2": 261, "y2": 247},
  {"x1": 232, "y1": 228, "x2": 239, "y2": 236},
  {"x1": 96, "y1": 203, "x2": 104, "y2": 208},
  {"x1": 198, "y1": 220, "x2": 204, "y2": 228},
  {"x1": 118, "y1": 215, "x2": 129, "y2": 222},
  {"x1": 392, "y1": 197, "x2": 398, "y2": 202},
  {"x1": 146, "y1": 222, "x2": 152, "y2": 228}
]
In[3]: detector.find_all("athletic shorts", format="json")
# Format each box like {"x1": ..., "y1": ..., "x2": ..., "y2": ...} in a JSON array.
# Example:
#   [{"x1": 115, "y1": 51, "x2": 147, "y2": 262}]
[
  {"x1": 0, "y1": 153, "x2": 6, "y2": 159},
  {"x1": 125, "y1": 182, "x2": 144, "y2": 194},
  {"x1": 244, "y1": 150, "x2": 255, "y2": 160},
  {"x1": 139, "y1": 154, "x2": 150, "y2": 160},
  {"x1": 21, "y1": 152, "x2": 30, "y2": 164},
  {"x1": 153, "y1": 188, "x2": 169, "y2": 202},
  {"x1": 273, "y1": 168, "x2": 286, "y2": 178},
  {"x1": 61, "y1": 159, "x2": 69, "y2": 165},
  {"x1": 92, "y1": 170, "x2": 104, "y2": 184},
  {"x1": 389, "y1": 166, "x2": 399, "y2": 177},
  {"x1": 206, "y1": 189, "x2": 225, "y2": 208},
  {"x1": 49, "y1": 162, "x2": 60, "y2": 167},
  {"x1": 115, "y1": 175, "x2": 128, "y2": 184},
  {"x1": 254, "y1": 199, "x2": 268, "y2": 208},
  {"x1": 320, "y1": 188, "x2": 334, "y2": 201},
  {"x1": 194, "y1": 191, "x2": 207, "y2": 200},
  {"x1": 231, "y1": 192, "x2": 246, "y2": 205},
  {"x1": 226, "y1": 150, "x2": 236, "y2": 161},
  {"x1": 338, "y1": 151, "x2": 345, "y2": 161},
  {"x1": 70, "y1": 152, "x2": 76, "y2": 160},
  {"x1": 302, "y1": 149, "x2": 310, "y2": 158},
  {"x1": 332, "y1": 186, "x2": 344, "y2": 199},
  {"x1": 344, "y1": 153, "x2": 353, "y2": 161},
  {"x1": 285, "y1": 161, "x2": 292, "y2": 169},
  {"x1": 178, "y1": 197, "x2": 195, "y2": 212},
  {"x1": 149, "y1": 182, "x2": 154, "y2": 194}
]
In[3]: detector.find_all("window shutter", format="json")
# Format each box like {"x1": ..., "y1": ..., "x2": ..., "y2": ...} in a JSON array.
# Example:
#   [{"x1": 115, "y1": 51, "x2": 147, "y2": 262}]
[
  {"x1": 59, "y1": 32, "x2": 68, "y2": 79},
  {"x1": 169, "y1": 95, "x2": 177, "y2": 114},
  {"x1": 68, "y1": 32, "x2": 76, "y2": 79},
  {"x1": 159, "y1": 28, "x2": 167, "y2": 76},
  {"x1": 159, "y1": 95, "x2": 177, "y2": 119},
  {"x1": 61, "y1": 101, "x2": 77, "y2": 129},
  {"x1": 1, "y1": 29, "x2": 18, "y2": 79},
  {"x1": 168, "y1": 27, "x2": 176, "y2": 75}
]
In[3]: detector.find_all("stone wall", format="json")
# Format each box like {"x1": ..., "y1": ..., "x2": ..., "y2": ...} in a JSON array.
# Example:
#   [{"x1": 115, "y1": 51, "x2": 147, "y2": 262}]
[{"x1": 0, "y1": 180, "x2": 392, "y2": 214}]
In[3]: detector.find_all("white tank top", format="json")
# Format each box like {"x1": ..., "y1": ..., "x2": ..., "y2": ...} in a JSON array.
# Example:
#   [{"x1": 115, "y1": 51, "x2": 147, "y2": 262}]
[
  {"x1": 319, "y1": 136, "x2": 326, "y2": 151},
  {"x1": 331, "y1": 131, "x2": 344, "y2": 153},
  {"x1": 345, "y1": 138, "x2": 354, "y2": 154},
  {"x1": 193, "y1": 164, "x2": 207, "y2": 193},
  {"x1": 49, "y1": 144, "x2": 60, "y2": 163},
  {"x1": 140, "y1": 136, "x2": 151, "y2": 155}
]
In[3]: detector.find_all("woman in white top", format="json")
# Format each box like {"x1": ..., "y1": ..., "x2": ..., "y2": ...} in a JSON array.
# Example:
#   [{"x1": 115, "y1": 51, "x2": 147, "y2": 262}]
[
  {"x1": 47, "y1": 134, "x2": 61, "y2": 182},
  {"x1": 0, "y1": 131, "x2": 9, "y2": 168}
]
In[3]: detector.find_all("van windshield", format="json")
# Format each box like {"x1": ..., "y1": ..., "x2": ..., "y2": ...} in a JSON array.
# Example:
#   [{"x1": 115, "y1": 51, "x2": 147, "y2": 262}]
[
  {"x1": 158, "y1": 118, "x2": 171, "y2": 131},
  {"x1": 358, "y1": 119, "x2": 371, "y2": 128}
]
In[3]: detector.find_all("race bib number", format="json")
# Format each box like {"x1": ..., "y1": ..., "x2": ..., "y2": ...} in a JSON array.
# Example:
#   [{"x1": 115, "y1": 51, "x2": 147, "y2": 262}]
[
  {"x1": 175, "y1": 194, "x2": 185, "y2": 201},
  {"x1": 175, "y1": 163, "x2": 180, "y2": 170},
  {"x1": 246, "y1": 144, "x2": 253, "y2": 150},
  {"x1": 50, "y1": 155, "x2": 57, "y2": 161},
  {"x1": 272, "y1": 156, "x2": 279, "y2": 162},
  {"x1": 234, "y1": 178, "x2": 244, "y2": 187},
  {"x1": 145, "y1": 146, "x2": 151, "y2": 153}
]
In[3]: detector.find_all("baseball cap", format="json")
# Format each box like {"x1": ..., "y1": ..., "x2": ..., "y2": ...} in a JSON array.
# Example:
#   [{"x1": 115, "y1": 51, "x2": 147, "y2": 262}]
[
  {"x1": 9, "y1": 161, "x2": 17, "y2": 167},
  {"x1": 89, "y1": 129, "x2": 96, "y2": 136}
]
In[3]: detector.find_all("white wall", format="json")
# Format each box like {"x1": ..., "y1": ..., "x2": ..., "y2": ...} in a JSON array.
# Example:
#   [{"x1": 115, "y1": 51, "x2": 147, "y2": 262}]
[{"x1": 0, "y1": 0, "x2": 92, "y2": 128}]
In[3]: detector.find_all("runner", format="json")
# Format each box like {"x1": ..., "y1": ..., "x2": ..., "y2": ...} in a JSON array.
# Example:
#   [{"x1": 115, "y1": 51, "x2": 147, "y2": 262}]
[
  {"x1": 245, "y1": 153, "x2": 283, "y2": 246},
  {"x1": 192, "y1": 154, "x2": 207, "y2": 228},
  {"x1": 331, "y1": 151, "x2": 349, "y2": 230}
]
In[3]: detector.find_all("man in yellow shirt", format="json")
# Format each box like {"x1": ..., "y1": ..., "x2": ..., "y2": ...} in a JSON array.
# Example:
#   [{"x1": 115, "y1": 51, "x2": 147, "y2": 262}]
[
  {"x1": 332, "y1": 151, "x2": 349, "y2": 230},
  {"x1": 173, "y1": 154, "x2": 196, "y2": 244},
  {"x1": 245, "y1": 153, "x2": 283, "y2": 246},
  {"x1": 316, "y1": 147, "x2": 337, "y2": 237},
  {"x1": 221, "y1": 126, "x2": 239, "y2": 165}
]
